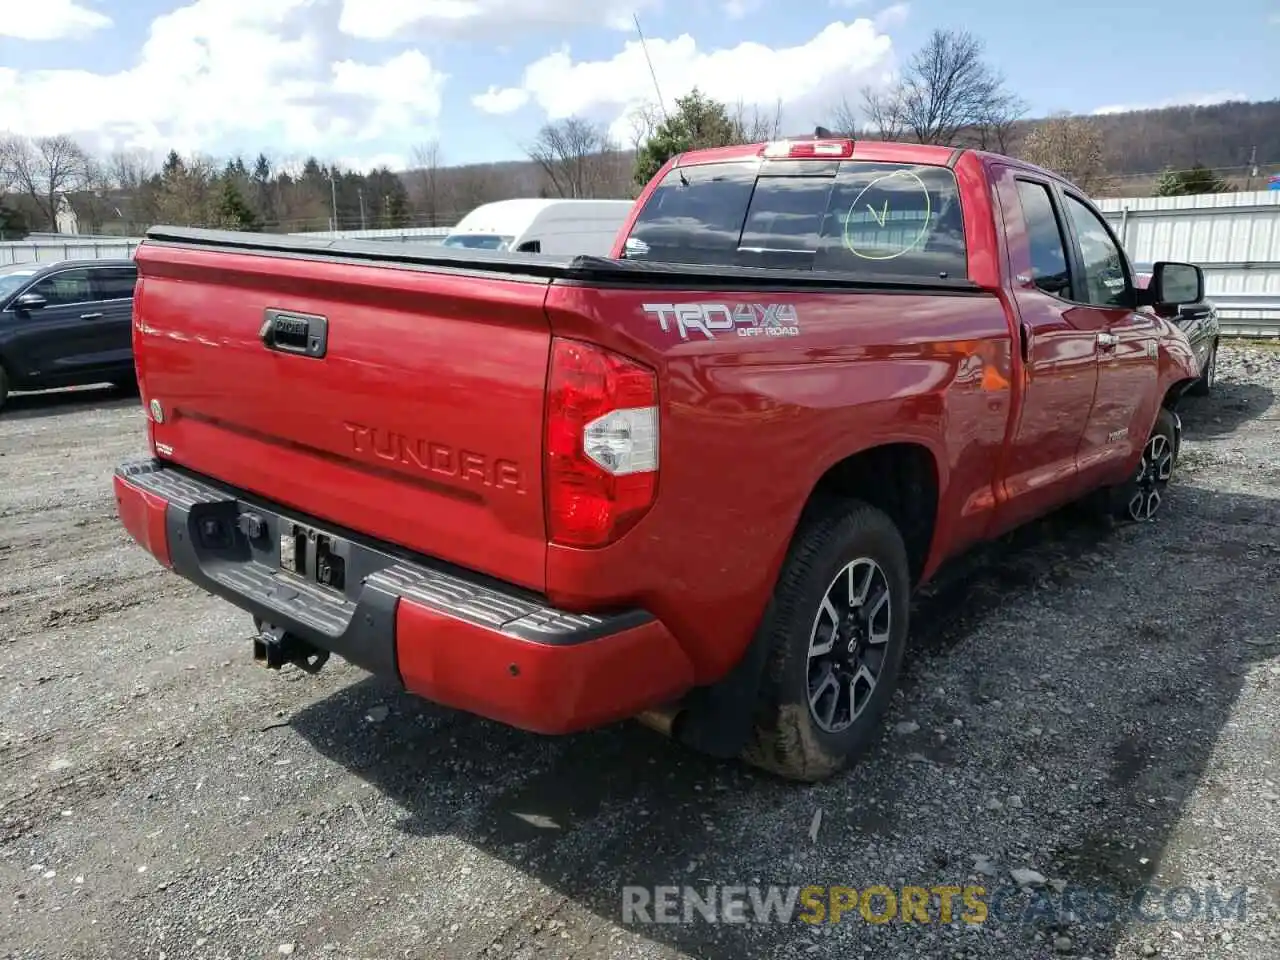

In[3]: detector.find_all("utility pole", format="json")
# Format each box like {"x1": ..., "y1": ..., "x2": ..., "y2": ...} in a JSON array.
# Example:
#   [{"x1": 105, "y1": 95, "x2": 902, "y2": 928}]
[
  {"x1": 1246, "y1": 145, "x2": 1258, "y2": 191},
  {"x1": 358, "y1": 188, "x2": 367, "y2": 230},
  {"x1": 328, "y1": 171, "x2": 338, "y2": 232}
]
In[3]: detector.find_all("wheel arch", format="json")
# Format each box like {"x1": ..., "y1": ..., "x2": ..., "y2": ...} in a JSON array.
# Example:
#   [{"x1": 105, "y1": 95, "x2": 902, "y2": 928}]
[
  {"x1": 667, "y1": 440, "x2": 941, "y2": 761},
  {"x1": 798, "y1": 441, "x2": 942, "y2": 588}
]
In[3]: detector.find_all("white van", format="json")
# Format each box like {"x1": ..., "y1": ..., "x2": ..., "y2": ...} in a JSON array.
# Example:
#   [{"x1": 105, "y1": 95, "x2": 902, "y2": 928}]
[{"x1": 441, "y1": 198, "x2": 634, "y2": 256}]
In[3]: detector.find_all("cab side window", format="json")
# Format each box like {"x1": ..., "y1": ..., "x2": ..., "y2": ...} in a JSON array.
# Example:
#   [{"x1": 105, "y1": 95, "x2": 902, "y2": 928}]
[
  {"x1": 29, "y1": 269, "x2": 94, "y2": 306},
  {"x1": 1061, "y1": 193, "x2": 1129, "y2": 308},
  {"x1": 1014, "y1": 180, "x2": 1072, "y2": 299}
]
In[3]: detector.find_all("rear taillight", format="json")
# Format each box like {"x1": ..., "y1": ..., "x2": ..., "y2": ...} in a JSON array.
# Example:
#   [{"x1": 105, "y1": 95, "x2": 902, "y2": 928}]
[{"x1": 545, "y1": 337, "x2": 659, "y2": 548}]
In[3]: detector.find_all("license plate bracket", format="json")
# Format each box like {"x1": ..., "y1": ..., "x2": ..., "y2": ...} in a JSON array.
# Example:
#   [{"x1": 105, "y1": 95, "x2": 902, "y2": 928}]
[{"x1": 278, "y1": 522, "x2": 347, "y2": 593}]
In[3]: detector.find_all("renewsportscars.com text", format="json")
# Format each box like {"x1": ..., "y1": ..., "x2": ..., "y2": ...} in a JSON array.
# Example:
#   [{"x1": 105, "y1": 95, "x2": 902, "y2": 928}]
[{"x1": 621, "y1": 883, "x2": 1252, "y2": 926}]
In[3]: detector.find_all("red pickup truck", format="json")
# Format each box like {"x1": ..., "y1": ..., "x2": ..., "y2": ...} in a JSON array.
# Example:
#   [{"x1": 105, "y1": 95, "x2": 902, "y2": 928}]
[{"x1": 114, "y1": 137, "x2": 1203, "y2": 781}]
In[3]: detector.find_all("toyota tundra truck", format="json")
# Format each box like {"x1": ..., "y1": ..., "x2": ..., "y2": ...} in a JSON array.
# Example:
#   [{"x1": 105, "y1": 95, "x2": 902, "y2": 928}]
[{"x1": 114, "y1": 136, "x2": 1204, "y2": 781}]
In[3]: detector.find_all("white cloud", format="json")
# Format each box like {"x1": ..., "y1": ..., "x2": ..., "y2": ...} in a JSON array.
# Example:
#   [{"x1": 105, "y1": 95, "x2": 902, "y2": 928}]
[
  {"x1": 331, "y1": 51, "x2": 448, "y2": 142},
  {"x1": 471, "y1": 86, "x2": 530, "y2": 115},
  {"x1": 1092, "y1": 91, "x2": 1249, "y2": 114},
  {"x1": 0, "y1": 0, "x2": 111, "y2": 41},
  {"x1": 337, "y1": 152, "x2": 411, "y2": 175},
  {"x1": 337, "y1": 0, "x2": 661, "y2": 40},
  {"x1": 0, "y1": 0, "x2": 448, "y2": 160},
  {"x1": 475, "y1": 19, "x2": 897, "y2": 144},
  {"x1": 872, "y1": 2, "x2": 910, "y2": 29}
]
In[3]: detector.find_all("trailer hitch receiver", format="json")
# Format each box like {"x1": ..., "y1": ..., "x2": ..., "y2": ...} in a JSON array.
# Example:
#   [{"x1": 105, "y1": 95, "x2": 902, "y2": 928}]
[{"x1": 252, "y1": 621, "x2": 330, "y2": 674}]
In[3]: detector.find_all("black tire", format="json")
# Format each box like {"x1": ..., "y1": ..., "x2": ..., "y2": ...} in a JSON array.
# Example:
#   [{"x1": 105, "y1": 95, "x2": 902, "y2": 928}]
[
  {"x1": 742, "y1": 500, "x2": 912, "y2": 782},
  {"x1": 1188, "y1": 341, "x2": 1217, "y2": 397},
  {"x1": 1109, "y1": 407, "x2": 1179, "y2": 523}
]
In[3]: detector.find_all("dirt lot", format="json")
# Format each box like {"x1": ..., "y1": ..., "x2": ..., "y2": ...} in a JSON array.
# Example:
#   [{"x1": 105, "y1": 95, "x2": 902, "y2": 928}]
[{"x1": 2, "y1": 344, "x2": 1279, "y2": 960}]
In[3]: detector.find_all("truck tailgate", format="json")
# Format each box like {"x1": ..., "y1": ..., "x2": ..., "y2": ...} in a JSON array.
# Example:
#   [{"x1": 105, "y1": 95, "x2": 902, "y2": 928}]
[{"x1": 133, "y1": 241, "x2": 552, "y2": 591}]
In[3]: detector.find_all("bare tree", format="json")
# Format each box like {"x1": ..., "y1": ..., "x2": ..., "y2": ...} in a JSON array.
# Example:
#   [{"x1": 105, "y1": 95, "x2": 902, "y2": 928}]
[
  {"x1": 152, "y1": 152, "x2": 221, "y2": 226},
  {"x1": 731, "y1": 98, "x2": 783, "y2": 142},
  {"x1": 77, "y1": 157, "x2": 119, "y2": 233},
  {"x1": 409, "y1": 140, "x2": 446, "y2": 226},
  {"x1": 859, "y1": 84, "x2": 909, "y2": 140},
  {"x1": 858, "y1": 29, "x2": 1018, "y2": 147},
  {"x1": 972, "y1": 91, "x2": 1028, "y2": 154},
  {"x1": 625, "y1": 101, "x2": 664, "y2": 153},
  {"x1": 0, "y1": 138, "x2": 16, "y2": 192},
  {"x1": 2, "y1": 134, "x2": 91, "y2": 229},
  {"x1": 828, "y1": 95, "x2": 860, "y2": 137},
  {"x1": 1018, "y1": 113, "x2": 1111, "y2": 195},
  {"x1": 106, "y1": 148, "x2": 155, "y2": 191},
  {"x1": 525, "y1": 117, "x2": 618, "y2": 198}
]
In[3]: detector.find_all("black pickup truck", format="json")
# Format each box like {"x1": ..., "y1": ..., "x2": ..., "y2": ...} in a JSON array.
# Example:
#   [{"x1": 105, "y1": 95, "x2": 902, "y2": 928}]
[{"x1": 1133, "y1": 261, "x2": 1220, "y2": 395}]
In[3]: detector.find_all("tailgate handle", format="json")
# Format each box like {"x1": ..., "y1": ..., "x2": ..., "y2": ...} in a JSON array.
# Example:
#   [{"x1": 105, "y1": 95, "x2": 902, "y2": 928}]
[{"x1": 260, "y1": 309, "x2": 328, "y2": 358}]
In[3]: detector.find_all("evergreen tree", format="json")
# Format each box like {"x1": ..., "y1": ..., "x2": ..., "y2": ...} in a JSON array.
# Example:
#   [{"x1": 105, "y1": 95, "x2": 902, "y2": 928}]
[
  {"x1": 1154, "y1": 166, "x2": 1182, "y2": 196},
  {"x1": 0, "y1": 202, "x2": 30, "y2": 240},
  {"x1": 215, "y1": 177, "x2": 260, "y2": 230},
  {"x1": 633, "y1": 88, "x2": 742, "y2": 187},
  {"x1": 1154, "y1": 163, "x2": 1232, "y2": 196}
]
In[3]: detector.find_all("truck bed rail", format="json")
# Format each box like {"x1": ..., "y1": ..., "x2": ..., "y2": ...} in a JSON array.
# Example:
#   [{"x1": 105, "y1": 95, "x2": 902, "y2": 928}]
[{"x1": 143, "y1": 225, "x2": 984, "y2": 295}]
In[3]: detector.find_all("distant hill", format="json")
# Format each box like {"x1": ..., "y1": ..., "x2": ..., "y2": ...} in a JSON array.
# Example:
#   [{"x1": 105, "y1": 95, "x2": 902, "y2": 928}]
[
  {"x1": 405, "y1": 98, "x2": 1280, "y2": 206},
  {"x1": 17, "y1": 98, "x2": 1277, "y2": 238}
]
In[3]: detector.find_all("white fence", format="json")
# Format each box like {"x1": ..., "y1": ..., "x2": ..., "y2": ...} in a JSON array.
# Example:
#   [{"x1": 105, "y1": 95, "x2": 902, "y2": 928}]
[
  {"x1": 0, "y1": 236, "x2": 141, "y2": 265},
  {"x1": 3, "y1": 194, "x2": 1278, "y2": 335},
  {"x1": 1098, "y1": 190, "x2": 1280, "y2": 337},
  {"x1": 0, "y1": 227, "x2": 450, "y2": 265}
]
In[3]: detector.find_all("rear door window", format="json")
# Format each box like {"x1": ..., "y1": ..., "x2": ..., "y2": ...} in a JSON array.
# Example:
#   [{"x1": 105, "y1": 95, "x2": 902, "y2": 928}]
[
  {"x1": 93, "y1": 265, "x2": 138, "y2": 301},
  {"x1": 622, "y1": 159, "x2": 968, "y2": 279}
]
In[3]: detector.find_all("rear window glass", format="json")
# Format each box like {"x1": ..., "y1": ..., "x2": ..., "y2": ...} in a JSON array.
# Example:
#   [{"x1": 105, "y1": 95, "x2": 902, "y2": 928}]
[{"x1": 623, "y1": 160, "x2": 968, "y2": 279}]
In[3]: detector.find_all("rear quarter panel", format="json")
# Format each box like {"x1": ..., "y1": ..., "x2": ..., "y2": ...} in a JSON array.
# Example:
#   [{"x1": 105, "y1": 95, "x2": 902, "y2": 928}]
[{"x1": 543, "y1": 283, "x2": 1015, "y2": 682}]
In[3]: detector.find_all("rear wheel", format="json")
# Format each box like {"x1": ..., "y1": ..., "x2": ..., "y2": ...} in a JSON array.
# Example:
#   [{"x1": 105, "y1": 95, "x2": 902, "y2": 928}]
[
  {"x1": 742, "y1": 501, "x2": 911, "y2": 782},
  {"x1": 1110, "y1": 408, "x2": 1179, "y2": 522}
]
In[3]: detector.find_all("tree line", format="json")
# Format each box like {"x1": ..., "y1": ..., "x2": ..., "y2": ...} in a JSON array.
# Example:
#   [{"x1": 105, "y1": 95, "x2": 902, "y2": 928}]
[{"x1": 1, "y1": 28, "x2": 1276, "y2": 239}]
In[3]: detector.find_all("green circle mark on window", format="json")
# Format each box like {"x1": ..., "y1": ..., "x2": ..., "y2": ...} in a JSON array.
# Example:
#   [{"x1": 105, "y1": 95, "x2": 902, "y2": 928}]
[{"x1": 842, "y1": 170, "x2": 933, "y2": 261}]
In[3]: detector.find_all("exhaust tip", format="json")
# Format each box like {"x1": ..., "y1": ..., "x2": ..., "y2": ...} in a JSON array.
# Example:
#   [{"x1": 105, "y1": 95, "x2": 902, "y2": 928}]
[{"x1": 636, "y1": 704, "x2": 682, "y2": 738}]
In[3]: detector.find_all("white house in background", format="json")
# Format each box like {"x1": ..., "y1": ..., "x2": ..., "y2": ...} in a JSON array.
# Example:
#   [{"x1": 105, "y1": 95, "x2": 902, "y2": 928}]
[{"x1": 54, "y1": 194, "x2": 79, "y2": 235}]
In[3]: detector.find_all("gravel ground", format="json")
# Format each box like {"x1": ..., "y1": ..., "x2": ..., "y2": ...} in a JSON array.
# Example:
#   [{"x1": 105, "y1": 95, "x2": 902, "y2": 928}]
[{"x1": 1, "y1": 343, "x2": 1278, "y2": 960}]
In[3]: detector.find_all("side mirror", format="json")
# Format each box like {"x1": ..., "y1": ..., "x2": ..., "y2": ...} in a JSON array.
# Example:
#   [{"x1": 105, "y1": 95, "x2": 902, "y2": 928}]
[
  {"x1": 14, "y1": 292, "x2": 47, "y2": 311},
  {"x1": 1147, "y1": 261, "x2": 1203, "y2": 308}
]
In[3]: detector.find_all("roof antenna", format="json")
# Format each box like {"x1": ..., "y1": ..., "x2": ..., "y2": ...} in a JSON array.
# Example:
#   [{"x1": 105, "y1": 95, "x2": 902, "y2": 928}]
[
  {"x1": 634, "y1": 13, "x2": 686, "y2": 183},
  {"x1": 633, "y1": 14, "x2": 670, "y2": 126}
]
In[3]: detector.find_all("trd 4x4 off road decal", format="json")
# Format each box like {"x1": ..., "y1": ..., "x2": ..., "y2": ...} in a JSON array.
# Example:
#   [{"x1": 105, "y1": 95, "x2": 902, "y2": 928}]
[{"x1": 641, "y1": 302, "x2": 801, "y2": 341}]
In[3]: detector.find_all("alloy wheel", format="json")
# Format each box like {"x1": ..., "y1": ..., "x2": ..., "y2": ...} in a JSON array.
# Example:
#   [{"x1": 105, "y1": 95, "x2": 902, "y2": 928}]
[
  {"x1": 1127, "y1": 433, "x2": 1175, "y2": 521},
  {"x1": 806, "y1": 558, "x2": 892, "y2": 733}
]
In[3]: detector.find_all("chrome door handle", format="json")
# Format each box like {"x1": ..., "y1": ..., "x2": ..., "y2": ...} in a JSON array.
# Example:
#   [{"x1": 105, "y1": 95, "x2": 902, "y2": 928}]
[
  {"x1": 80, "y1": 312, "x2": 103, "y2": 319},
  {"x1": 1096, "y1": 332, "x2": 1118, "y2": 350}
]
